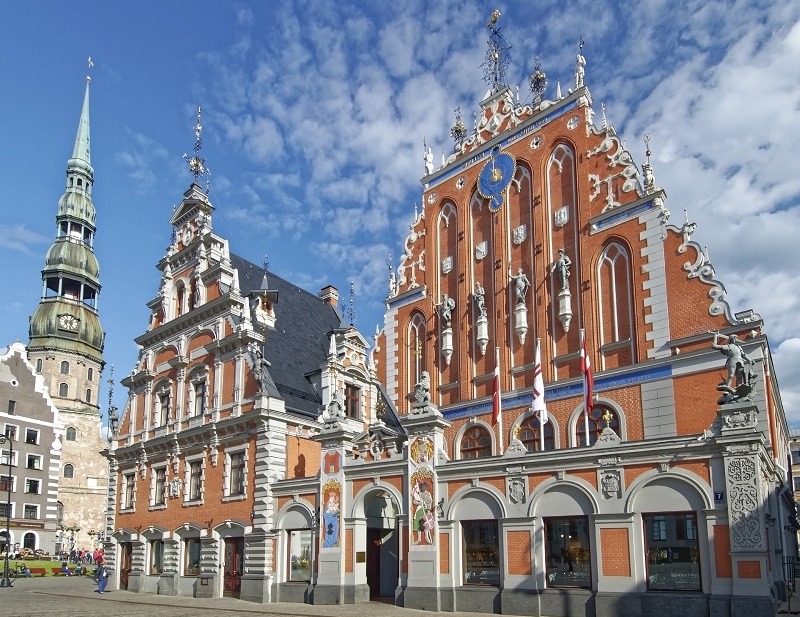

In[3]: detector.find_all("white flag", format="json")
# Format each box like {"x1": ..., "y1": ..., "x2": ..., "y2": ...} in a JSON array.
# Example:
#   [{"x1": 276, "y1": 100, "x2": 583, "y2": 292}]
[{"x1": 532, "y1": 339, "x2": 548, "y2": 424}]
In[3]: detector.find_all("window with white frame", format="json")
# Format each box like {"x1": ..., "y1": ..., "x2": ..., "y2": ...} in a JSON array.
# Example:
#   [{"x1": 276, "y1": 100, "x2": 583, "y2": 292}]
[
  {"x1": 63, "y1": 464, "x2": 75, "y2": 479},
  {"x1": 150, "y1": 540, "x2": 164, "y2": 574},
  {"x1": 24, "y1": 478, "x2": 40, "y2": 494},
  {"x1": 23, "y1": 504, "x2": 39, "y2": 519},
  {"x1": 155, "y1": 385, "x2": 171, "y2": 425},
  {"x1": 227, "y1": 451, "x2": 245, "y2": 497},
  {"x1": 188, "y1": 460, "x2": 203, "y2": 501},
  {"x1": 59, "y1": 383, "x2": 69, "y2": 397},
  {"x1": 26, "y1": 454, "x2": 42, "y2": 470},
  {"x1": 184, "y1": 537, "x2": 201, "y2": 575},
  {"x1": 192, "y1": 379, "x2": 207, "y2": 416},
  {"x1": 153, "y1": 467, "x2": 166, "y2": 506},
  {"x1": 123, "y1": 472, "x2": 136, "y2": 510},
  {"x1": 0, "y1": 503, "x2": 11, "y2": 518},
  {"x1": 0, "y1": 449, "x2": 16, "y2": 468},
  {"x1": 0, "y1": 475, "x2": 14, "y2": 493},
  {"x1": 3, "y1": 424, "x2": 17, "y2": 440},
  {"x1": 25, "y1": 428, "x2": 39, "y2": 445},
  {"x1": 60, "y1": 361, "x2": 70, "y2": 375}
]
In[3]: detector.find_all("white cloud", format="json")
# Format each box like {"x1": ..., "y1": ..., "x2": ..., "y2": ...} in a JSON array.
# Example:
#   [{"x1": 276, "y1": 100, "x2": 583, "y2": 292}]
[{"x1": 0, "y1": 224, "x2": 49, "y2": 253}]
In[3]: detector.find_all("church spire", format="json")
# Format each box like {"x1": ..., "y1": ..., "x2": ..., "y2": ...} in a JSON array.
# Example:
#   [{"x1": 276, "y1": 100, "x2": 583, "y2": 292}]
[
  {"x1": 28, "y1": 67, "x2": 104, "y2": 368},
  {"x1": 71, "y1": 76, "x2": 92, "y2": 168}
]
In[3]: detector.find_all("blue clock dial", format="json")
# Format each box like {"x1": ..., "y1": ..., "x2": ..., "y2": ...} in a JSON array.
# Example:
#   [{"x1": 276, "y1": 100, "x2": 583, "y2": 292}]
[{"x1": 477, "y1": 147, "x2": 516, "y2": 212}]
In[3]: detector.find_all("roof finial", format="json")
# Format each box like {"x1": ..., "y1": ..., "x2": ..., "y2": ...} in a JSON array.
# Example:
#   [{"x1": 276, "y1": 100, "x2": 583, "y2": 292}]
[
  {"x1": 641, "y1": 133, "x2": 657, "y2": 194},
  {"x1": 183, "y1": 106, "x2": 210, "y2": 187},
  {"x1": 87, "y1": 56, "x2": 94, "y2": 82},
  {"x1": 575, "y1": 39, "x2": 586, "y2": 90},
  {"x1": 601, "y1": 103, "x2": 608, "y2": 130},
  {"x1": 388, "y1": 253, "x2": 397, "y2": 298},
  {"x1": 450, "y1": 107, "x2": 467, "y2": 149},
  {"x1": 106, "y1": 365, "x2": 119, "y2": 438},
  {"x1": 482, "y1": 10, "x2": 512, "y2": 94},
  {"x1": 529, "y1": 56, "x2": 547, "y2": 105},
  {"x1": 346, "y1": 281, "x2": 357, "y2": 326}
]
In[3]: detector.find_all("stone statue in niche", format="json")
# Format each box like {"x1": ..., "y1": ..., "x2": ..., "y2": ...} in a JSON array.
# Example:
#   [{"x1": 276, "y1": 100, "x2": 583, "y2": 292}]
[
  {"x1": 550, "y1": 248, "x2": 572, "y2": 291},
  {"x1": 509, "y1": 267, "x2": 531, "y2": 305},
  {"x1": 439, "y1": 294, "x2": 456, "y2": 328},
  {"x1": 473, "y1": 283, "x2": 487, "y2": 318}
]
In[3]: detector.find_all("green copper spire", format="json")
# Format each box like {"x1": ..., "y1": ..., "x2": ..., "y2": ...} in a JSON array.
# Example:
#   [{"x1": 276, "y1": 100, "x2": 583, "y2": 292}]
[{"x1": 28, "y1": 68, "x2": 104, "y2": 366}]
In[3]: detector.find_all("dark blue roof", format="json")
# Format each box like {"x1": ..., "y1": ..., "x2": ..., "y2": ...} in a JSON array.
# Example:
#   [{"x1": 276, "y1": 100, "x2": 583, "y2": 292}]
[{"x1": 231, "y1": 254, "x2": 344, "y2": 418}]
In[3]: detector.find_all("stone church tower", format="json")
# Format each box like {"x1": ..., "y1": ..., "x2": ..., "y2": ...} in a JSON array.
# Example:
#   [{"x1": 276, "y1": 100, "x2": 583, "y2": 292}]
[{"x1": 27, "y1": 74, "x2": 108, "y2": 553}]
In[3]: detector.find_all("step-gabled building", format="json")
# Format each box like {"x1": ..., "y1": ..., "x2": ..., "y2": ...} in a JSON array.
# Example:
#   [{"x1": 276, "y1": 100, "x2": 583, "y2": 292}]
[{"x1": 102, "y1": 16, "x2": 794, "y2": 617}]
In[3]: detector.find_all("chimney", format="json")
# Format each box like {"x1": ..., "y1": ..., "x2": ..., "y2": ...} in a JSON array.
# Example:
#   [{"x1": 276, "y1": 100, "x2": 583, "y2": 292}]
[{"x1": 318, "y1": 285, "x2": 339, "y2": 307}]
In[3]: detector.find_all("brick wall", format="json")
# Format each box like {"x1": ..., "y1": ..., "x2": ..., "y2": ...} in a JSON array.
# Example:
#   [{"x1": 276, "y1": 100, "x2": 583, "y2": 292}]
[
  {"x1": 506, "y1": 530, "x2": 532, "y2": 575},
  {"x1": 600, "y1": 528, "x2": 630, "y2": 576}
]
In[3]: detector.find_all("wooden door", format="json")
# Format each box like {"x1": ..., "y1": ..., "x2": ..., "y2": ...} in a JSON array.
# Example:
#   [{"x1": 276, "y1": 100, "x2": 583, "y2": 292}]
[
  {"x1": 119, "y1": 542, "x2": 133, "y2": 590},
  {"x1": 223, "y1": 537, "x2": 244, "y2": 598}
]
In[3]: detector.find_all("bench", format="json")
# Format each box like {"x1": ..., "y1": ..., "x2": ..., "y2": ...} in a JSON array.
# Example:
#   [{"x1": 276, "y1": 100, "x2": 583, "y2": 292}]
[
  {"x1": 51, "y1": 567, "x2": 75, "y2": 576},
  {"x1": 29, "y1": 568, "x2": 47, "y2": 577}
]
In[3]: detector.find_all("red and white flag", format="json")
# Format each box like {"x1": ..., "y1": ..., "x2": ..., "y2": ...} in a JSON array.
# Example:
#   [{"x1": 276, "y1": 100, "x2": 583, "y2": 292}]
[
  {"x1": 492, "y1": 347, "x2": 501, "y2": 426},
  {"x1": 532, "y1": 339, "x2": 548, "y2": 425},
  {"x1": 580, "y1": 329, "x2": 594, "y2": 445}
]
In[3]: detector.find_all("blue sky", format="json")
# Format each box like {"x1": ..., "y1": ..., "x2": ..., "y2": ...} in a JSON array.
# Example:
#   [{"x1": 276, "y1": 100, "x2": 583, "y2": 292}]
[{"x1": 2, "y1": 1, "x2": 800, "y2": 424}]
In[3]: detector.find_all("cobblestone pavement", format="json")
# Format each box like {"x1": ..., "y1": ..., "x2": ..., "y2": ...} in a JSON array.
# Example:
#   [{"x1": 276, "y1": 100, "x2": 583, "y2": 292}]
[{"x1": 0, "y1": 576, "x2": 503, "y2": 617}]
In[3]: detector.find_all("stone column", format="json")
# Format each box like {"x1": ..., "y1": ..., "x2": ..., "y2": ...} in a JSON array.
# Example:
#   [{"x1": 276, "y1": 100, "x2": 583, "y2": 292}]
[
  {"x1": 401, "y1": 400, "x2": 451, "y2": 611},
  {"x1": 716, "y1": 402, "x2": 776, "y2": 617},
  {"x1": 313, "y1": 418, "x2": 360, "y2": 604}
]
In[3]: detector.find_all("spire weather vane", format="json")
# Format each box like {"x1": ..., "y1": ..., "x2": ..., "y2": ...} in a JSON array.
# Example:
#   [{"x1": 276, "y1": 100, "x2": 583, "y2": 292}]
[
  {"x1": 183, "y1": 106, "x2": 211, "y2": 188},
  {"x1": 87, "y1": 56, "x2": 94, "y2": 82},
  {"x1": 482, "y1": 10, "x2": 512, "y2": 94},
  {"x1": 346, "y1": 281, "x2": 357, "y2": 326}
]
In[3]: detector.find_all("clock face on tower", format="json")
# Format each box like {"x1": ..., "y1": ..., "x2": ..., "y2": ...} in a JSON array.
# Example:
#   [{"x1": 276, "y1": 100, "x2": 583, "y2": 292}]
[
  {"x1": 59, "y1": 314, "x2": 78, "y2": 331},
  {"x1": 477, "y1": 145, "x2": 516, "y2": 212}
]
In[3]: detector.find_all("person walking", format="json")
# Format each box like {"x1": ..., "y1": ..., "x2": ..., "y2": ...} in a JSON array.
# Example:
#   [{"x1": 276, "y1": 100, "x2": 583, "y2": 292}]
[{"x1": 96, "y1": 560, "x2": 109, "y2": 594}]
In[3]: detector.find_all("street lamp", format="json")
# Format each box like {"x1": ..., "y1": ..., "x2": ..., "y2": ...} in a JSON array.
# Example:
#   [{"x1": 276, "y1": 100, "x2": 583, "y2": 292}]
[
  {"x1": 0, "y1": 434, "x2": 14, "y2": 589},
  {"x1": 88, "y1": 530, "x2": 95, "y2": 548}
]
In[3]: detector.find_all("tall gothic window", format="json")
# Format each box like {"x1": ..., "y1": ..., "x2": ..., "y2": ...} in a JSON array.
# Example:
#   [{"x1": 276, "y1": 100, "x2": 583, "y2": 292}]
[
  {"x1": 460, "y1": 426, "x2": 492, "y2": 459},
  {"x1": 597, "y1": 242, "x2": 635, "y2": 369},
  {"x1": 407, "y1": 312, "x2": 426, "y2": 395}
]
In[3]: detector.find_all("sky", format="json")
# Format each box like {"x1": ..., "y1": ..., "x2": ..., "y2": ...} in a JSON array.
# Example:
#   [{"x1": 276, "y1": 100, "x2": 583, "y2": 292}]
[{"x1": 1, "y1": 1, "x2": 799, "y2": 425}]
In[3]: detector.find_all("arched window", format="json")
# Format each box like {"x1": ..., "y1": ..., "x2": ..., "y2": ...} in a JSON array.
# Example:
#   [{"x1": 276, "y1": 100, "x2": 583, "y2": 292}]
[
  {"x1": 407, "y1": 312, "x2": 426, "y2": 395},
  {"x1": 88, "y1": 368, "x2": 94, "y2": 381},
  {"x1": 65, "y1": 427, "x2": 77, "y2": 441},
  {"x1": 60, "y1": 361, "x2": 69, "y2": 375},
  {"x1": 189, "y1": 278, "x2": 198, "y2": 311},
  {"x1": 176, "y1": 284, "x2": 186, "y2": 317},
  {"x1": 36, "y1": 359, "x2": 42, "y2": 373},
  {"x1": 460, "y1": 426, "x2": 492, "y2": 459},
  {"x1": 597, "y1": 242, "x2": 635, "y2": 369},
  {"x1": 63, "y1": 464, "x2": 75, "y2": 479},
  {"x1": 85, "y1": 389, "x2": 92, "y2": 403},
  {"x1": 58, "y1": 383, "x2": 68, "y2": 397},
  {"x1": 519, "y1": 415, "x2": 556, "y2": 452},
  {"x1": 23, "y1": 532, "x2": 36, "y2": 551},
  {"x1": 575, "y1": 404, "x2": 619, "y2": 446}
]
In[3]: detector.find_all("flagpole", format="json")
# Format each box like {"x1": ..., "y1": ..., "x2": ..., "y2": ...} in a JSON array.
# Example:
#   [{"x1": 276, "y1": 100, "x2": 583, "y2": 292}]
[
  {"x1": 496, "y1": 346, "x2": 504, "y2": 455},
  {"x1": 537, "y1": 339, "x2": 544, "y2": 452},
  {"x1": 581, "y1": 329, "x2": 591, "y2": 446}
]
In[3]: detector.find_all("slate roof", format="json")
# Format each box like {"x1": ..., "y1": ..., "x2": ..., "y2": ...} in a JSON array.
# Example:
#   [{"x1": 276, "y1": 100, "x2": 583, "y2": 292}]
[{"x1": 231, "y1": 253, "x2": 344, "y2": 418}]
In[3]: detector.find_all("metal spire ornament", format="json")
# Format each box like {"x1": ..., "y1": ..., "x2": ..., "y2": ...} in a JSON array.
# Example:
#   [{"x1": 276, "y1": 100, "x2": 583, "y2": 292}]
[
  {"x1": 450, "y1": 107, "x2": 467, "y2": 148},
  {"x1": 529, "y1": 56, "x2": 547, "y2": 104},
  {"x1": 345, "y1": 281, "x2": 357, "y2": 326},
  {"x1": 481, "y1": 10, "x2": 512, "y2": 94},
  {"x1": 183, "y1": 106, "x2": 210, "y2": 190}
]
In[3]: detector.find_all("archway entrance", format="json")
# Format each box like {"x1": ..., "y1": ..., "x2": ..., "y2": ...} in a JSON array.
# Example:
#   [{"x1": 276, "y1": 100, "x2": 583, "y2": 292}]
[{"x1": 364, "y1": 491, "x2": 399, "y2": 600}]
